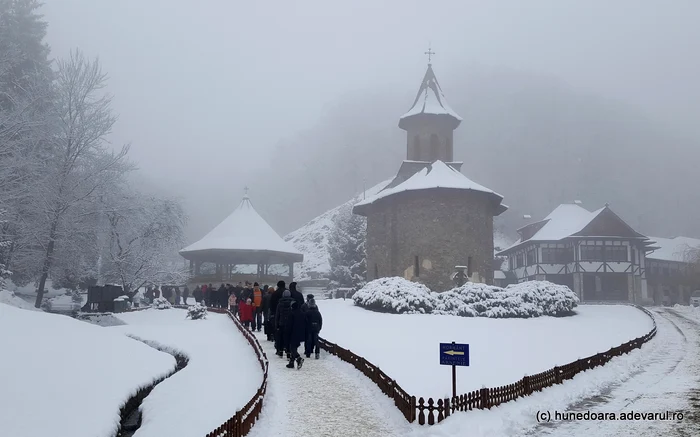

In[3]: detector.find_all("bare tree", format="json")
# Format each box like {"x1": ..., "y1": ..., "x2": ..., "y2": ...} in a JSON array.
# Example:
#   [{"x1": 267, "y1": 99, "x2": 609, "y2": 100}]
[
  {"x1": 33, "y1": 50, "x2": 131, "y2": 307},
  {"x1": 101, "y1": 189, "x2": 189, "y2": 296}
]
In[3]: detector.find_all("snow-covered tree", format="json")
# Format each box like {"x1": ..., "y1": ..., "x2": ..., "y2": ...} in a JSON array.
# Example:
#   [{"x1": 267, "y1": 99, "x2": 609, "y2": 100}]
[
  {"x1": 32, "y1": 50, "x2": 132, "y2": 307},
  {"x1": 100, "y1": 189, "x2": 189, "y2": 296},
  {"x1": 327, "y1": 203, "x2": 366, "y2": 288}
]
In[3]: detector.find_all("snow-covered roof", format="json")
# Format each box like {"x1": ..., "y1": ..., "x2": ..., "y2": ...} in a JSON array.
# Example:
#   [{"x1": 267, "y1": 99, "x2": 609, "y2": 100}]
[
  {"x1": 499, "y1": 204, "x2": 606, "y2": 253},
  {"x1": 180, "y1": 194, "x2": 302, "y2": 257},
  {"x1": 399, "y1": 64, "x2": 462, "y2": 124},
  {"x1": 646, "y1": 236, "x2": 700, "y2": 263},
  {"x1": 354, "y1": 160, "x2": 504, "y2": 210}
]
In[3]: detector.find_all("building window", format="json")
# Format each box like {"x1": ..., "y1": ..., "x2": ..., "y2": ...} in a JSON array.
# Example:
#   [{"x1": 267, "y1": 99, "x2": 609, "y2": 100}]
[
  {"x1": 526, "y1": 248, "x2": 537, "y2": 265},
  {"x1": 580, "y1": 245, "x2": 604, "y2": 261},
  {"x1": 414, "y1": 256, "x2": 420, "y2": 277},
  {"x1": 374, "y1": 264, "x2": 379, "y2": 278},
  {"x1": 605, "y1": 245, "x2": 628, "y2": 262},
  {"x1": 413, "y1": 135, "x2": 420, "y2": 160},
  {"x1": 430, "y1": 134, "x2": 439, "y2": 161},
  {"x1": 516, "y1": 253, "x2": 524, "y2": 268},
  {"x1": 541, "y1": 247, "x2": 573, "y2": 264}
]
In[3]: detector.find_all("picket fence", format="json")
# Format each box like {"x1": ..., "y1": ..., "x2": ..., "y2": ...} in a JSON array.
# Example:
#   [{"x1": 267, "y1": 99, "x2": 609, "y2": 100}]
[{"x1": 319, "y1": 305, "x2": 657, "y2": 425}]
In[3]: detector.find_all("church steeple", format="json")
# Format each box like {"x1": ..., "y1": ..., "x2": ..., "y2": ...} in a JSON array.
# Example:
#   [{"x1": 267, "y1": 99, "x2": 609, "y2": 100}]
[{"x1": 399, "y1": 54, "x2": 462, "y2": 162}]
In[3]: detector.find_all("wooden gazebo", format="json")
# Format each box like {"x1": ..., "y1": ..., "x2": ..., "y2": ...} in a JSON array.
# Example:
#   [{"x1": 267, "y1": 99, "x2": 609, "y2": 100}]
[{"x1": 179, "y1": 191, "x2": 303, "y2": 286}]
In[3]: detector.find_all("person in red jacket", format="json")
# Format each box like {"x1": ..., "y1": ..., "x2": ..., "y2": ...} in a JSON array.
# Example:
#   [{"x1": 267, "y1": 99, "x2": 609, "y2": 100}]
[{"x1": 239, "y1": 298, "x2": 255, "y2": 329}]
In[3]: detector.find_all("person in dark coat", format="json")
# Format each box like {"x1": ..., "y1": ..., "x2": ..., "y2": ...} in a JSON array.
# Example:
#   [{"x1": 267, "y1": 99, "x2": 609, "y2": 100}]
[
  {"x1": 262, "y1": 285, "x2": 274, "y2": 341},
  {"x1": 193, "y1": 285, "x2": 202, "y2": 303},
  {"x1": 174, "y1": 286, "x2": 181, "y2": 304},
  {"x1": 153, "y1": 286, "x2": 161, "y2": 299},
  {"x1": 274, "y1": 287, "x2": 293, "y2": 357},
  {"x1": 218, "y1": 284, "x2": 227, "y2": 309},
  {"x1": 301, "y1": 293, "x2": 314, "y2": 312},
  {"x1": 182, "y1": 285, "x2": 190, "y2": 305},
  {"x1": 288, "y1": 282, "x2": 304, "y2": 307},
  {"x1": 304, "y1": 298, "x2": 323, "y2": 359},
  {"x1": 285, "y1": 299, "x2": 306, "y2": 369},
  {"x1": 269, "y1": 280, "x2": 285, "y2": 321}
]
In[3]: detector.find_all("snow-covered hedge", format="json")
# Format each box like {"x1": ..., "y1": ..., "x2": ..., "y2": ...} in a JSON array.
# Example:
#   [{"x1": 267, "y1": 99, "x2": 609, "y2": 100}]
[
  {"x1": 151, "y1": 296, "x2": 172, "y2": 310},
  {"x1": 352, "y1": 277, "x2": 578, "y2": 318},
  {"x1": 186, "y1": 303, "x2": 208, "y2": 320}
]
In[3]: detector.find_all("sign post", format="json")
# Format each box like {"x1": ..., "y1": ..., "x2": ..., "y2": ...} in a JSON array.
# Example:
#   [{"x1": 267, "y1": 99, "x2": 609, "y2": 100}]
[{"x1": 439, "y1": 342, "x2": 470, "y2": 398}]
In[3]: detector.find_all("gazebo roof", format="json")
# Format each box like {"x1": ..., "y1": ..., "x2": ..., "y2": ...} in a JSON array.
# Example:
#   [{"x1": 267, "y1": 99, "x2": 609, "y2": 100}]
[{"x1": 180, "y1": 192, "x2": 303, "y2": 264}]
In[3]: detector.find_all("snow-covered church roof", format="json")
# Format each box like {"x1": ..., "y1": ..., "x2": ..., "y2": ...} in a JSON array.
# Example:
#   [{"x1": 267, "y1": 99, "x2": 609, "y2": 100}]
[
  {"x1": 399, "y1": 64, "x2": 462, "y2": 128},
  {"x1": 646, "y1": 236, "x2": 700, "y2": 263},
  {"x1": 180, "y1": 193, "x2": 303, "y2": 259},
  {"x1": 353, "y1": 160, "x2": 506, "y2": 215}
]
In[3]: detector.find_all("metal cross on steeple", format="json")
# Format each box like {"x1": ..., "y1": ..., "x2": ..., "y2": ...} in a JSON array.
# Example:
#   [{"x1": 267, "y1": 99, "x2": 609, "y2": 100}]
[{"x1": 424, "y1": 44, "x2": 436, "y2": 65}]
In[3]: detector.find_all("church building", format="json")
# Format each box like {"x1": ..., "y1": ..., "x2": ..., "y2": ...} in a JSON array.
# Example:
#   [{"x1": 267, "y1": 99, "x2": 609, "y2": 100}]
[{"x1": 353, "y1": 60, "x2": 507, "y2": 291}]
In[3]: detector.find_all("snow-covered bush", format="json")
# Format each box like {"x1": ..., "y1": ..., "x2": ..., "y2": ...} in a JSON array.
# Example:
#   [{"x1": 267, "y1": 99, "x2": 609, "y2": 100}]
[
  {"x1": 353, "y1": 278, "x2": 578, "y2": 318},
  {"x1": 352, "y1": 277, "x2": 436, "y2": 314},
  {"x1": 186, "y1": 303, "x2": 208, "y2": 320},
  {"x1": 151, "y1": 296, "x2": 171, "y2": 310},
  {"x1": 503, "y1": 281, "x2": 579, "y2": 317}
]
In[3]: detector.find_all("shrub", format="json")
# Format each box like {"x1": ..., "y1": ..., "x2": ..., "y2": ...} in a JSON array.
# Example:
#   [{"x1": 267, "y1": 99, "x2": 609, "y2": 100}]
[
  {"x1": 186, "y1": 303, "x2": 208, "y2": 320},
  {"x1": 151, "y1": 296, "x2": 171, "y2": 310},
  {"x1": 353, "y1": 278, "x2": 578, "y2": 318}
]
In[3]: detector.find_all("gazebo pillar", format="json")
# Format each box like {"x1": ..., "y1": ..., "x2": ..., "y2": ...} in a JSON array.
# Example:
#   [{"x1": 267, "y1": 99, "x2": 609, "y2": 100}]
[
  {"x1": 189, "y1": 260, "x2": 194, "y2": 275},
  {"x1": 288, "y1": 262, "x2": 294, "y2": 281},
  {"x1": 194, "y1": 261, "x2": 201, "y2": 276}
]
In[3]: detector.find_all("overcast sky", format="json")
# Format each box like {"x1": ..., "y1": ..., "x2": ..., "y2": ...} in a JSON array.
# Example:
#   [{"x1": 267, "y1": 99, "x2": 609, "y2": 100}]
[{"x1": 41, "y1": 0, "x2": 700, "y2": 241}]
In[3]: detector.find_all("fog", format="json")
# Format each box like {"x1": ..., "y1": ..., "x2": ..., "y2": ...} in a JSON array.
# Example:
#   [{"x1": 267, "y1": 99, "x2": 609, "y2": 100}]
[{"x1": 41, "y1": 0, "x2": 700, "y2": 242}]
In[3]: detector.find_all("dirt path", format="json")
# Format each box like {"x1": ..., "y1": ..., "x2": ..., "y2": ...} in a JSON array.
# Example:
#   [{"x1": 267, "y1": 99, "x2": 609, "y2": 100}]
[{"x1": 247, "y1": 332, "x2": 411, "y2": 437}]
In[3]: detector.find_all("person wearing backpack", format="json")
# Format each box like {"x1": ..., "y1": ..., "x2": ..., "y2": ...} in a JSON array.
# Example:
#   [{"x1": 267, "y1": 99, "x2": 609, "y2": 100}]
[
  {"x1": 304, "y1": 298, "x2": 323, "y2": 359},
  {"x1": 275, "y1": 289, "x2": 294, "y2": 358}
]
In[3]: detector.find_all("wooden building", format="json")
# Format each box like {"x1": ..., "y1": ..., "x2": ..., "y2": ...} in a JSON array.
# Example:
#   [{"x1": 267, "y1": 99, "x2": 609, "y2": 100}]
[
  {"x1": 646, "y1": 236, "x2": 700, "y2": 305},
  {"x1": 497, "y1": 203, "x2": 654, "y2": 303},
  {"x1": 179, "y1": 191, "x2": 303, "y2": 287},
  {"x1": 353, "y1": 62, "x2": 507, "y2": 291}
]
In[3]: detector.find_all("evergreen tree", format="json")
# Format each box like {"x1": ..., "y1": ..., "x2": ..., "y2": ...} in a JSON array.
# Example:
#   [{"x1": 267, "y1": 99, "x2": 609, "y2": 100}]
[{"x1": 327, "y1": 204, "x2": 367, "y2": 289}]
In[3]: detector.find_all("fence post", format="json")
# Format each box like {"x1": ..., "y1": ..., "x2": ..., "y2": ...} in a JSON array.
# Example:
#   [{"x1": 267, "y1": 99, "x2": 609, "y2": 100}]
[
  {"x1": 522, "y1": 375, "x2": 531, "y2": 395},
  {"x1": 410, "y1": 395, "x2": 417, "y2": 423},
  {"x1": 444, "y1": 397, "x2": 450, "y2": 418},
  {"x1": 553, "y1": 366, "x2": 561, "y2": 384},
  {"x1": 480, "y1": 387, "x2": 490, "y2": 409}
]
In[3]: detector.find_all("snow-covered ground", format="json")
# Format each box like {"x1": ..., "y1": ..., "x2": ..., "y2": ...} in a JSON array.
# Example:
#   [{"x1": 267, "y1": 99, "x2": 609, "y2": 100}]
[
  {"x1": 248, "y1": 331, "x2": 412, "y2": 437},
  {"x1": 319, "y1": 300, "x2": 653, "y2": 399},
  {"x1": 0, "y1": 289, "x2": 39, "y2": 310},
  {"x1": 112, "y1": 308, "x2": 263, "y2": 437},
  {"x1": 0, "y1": 303, "x2": 174, "y2": 437}
]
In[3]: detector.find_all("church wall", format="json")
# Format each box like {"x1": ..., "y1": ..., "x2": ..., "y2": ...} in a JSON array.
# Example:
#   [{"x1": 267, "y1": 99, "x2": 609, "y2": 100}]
[{"x1": 364, "y1": 189, "x2": 495, "y2": 291}]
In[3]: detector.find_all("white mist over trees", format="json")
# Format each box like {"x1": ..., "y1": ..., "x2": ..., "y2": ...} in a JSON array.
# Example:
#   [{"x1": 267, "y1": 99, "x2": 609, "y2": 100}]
[
  {"x1": 0, "y1": 1, "x2": 187, "y2": 306},
  {"x1": 259, "y1": 66, "x2": 700, "y2": 241}
]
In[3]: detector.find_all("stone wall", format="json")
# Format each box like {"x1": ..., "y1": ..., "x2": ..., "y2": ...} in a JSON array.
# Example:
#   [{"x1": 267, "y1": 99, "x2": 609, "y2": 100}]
[{"x1": 365, "y1": 189, "x2": 495, "y2": 291}]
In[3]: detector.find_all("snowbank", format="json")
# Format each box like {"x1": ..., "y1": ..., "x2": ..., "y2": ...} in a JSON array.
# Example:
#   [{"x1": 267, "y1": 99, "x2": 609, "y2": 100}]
[
  {"x1": 319, "y1": 299, "x2": 653, "y2": 400},
  {"x1": 112, "y1": 309, "x2": 262, "y2": 437},
  {"x1": 0, "y1": 303, "x2": 175, "y2": 437},
  {"x1": 0, "y1": 289, "x2": 38, "y2": 310},
  {"x1": 353, "y1": 277, "x2": 578, "y2": 318}
]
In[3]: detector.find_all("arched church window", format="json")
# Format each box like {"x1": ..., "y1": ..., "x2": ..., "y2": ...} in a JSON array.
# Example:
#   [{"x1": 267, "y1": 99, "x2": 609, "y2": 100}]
[
  {"x1": 412, "y1": 135, "x2": 420, "y2": 160},
  {"x1": 430, "y1": 134, "x2": 439, "y2": 161}
]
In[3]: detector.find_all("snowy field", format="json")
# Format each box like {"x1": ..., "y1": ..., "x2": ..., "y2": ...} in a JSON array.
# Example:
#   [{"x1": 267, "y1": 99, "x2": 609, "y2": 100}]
[
  {"x1": 112, "y1": 309, "x2": 263, "y2": 437},
  {"x1": 0, "y1": 303, "x2": 175, "y2": 437},
  {"x1": 319, "y1": 300, "x2": 653, "y2": 399}
]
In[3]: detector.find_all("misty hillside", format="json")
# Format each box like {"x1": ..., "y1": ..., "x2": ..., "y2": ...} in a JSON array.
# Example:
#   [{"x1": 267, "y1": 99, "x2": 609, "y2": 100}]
[{"x1": 257, "y1": 64, "x2": 700, "y2": 241}]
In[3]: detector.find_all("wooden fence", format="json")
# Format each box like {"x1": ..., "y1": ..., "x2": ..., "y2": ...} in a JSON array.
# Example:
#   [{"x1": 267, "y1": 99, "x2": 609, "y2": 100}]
[
  {"x1": 319, "y1": 305, "x2": 657, "y2": 426},
  {"x1": 173, "y1": 307, "x2": 269, "y2": 437}
]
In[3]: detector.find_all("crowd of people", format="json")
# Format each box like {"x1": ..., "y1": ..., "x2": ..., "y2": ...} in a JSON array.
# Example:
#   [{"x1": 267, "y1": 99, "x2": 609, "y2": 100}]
[{"x1": 143, "y1": 280, "x2": 324, "y2": 370}]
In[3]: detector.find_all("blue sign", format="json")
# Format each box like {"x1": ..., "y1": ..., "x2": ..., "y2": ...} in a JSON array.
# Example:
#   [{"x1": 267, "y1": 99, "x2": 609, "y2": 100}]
[{"x1": 440, "y1": 343, "x2": 470, "y2": 367}]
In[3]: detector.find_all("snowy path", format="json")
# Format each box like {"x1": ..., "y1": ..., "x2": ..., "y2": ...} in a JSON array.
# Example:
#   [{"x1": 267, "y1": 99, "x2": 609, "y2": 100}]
[
  {"x1": 248, "y1": 332, "x2": 411, "y2": 437},
  {"x1": 533, "y1": 308, "x2": 700, "y2": 437}
]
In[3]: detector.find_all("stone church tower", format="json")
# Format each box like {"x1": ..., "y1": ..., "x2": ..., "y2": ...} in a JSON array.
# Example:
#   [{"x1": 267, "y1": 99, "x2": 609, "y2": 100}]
[{"x1": 353, "y1": 61, "x2": 507, "y2": 291}]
